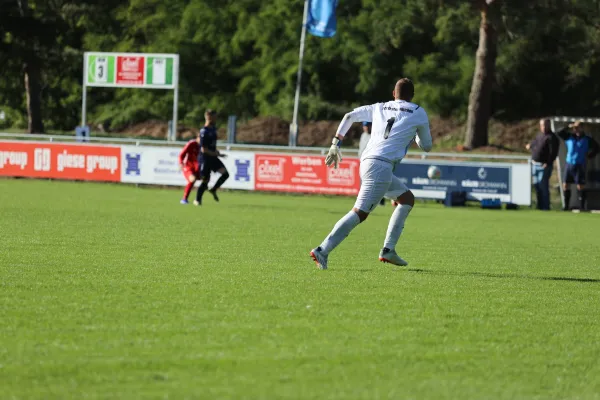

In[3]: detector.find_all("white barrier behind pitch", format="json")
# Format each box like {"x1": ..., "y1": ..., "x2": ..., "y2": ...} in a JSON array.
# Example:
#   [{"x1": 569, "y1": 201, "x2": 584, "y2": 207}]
[{"x1": 0, "y1": 132, "x2": 532, "y2": 206}]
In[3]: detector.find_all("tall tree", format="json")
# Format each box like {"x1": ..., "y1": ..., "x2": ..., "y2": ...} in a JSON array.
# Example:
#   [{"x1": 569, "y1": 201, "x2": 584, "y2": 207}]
[
  {"x1": 0, "y1": 0, "x2": 116, "y2": 132},
  {"x1": 464, "y1": 0, "x2": 499, "y2": 149},
  {"x1": 18, "y1": 0, "x2": 46, "y2": 133}
]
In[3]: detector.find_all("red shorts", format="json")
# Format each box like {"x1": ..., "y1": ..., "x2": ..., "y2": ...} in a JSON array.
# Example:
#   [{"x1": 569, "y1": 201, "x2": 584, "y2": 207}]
[{"x1": 182, "y1": 166, "x2": 200, "y2": 182}]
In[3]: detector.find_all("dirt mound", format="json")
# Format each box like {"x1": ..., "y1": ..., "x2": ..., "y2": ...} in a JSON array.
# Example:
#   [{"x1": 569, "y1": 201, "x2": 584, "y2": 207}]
[
  {"x1": 120, "y1": 120, "x2": 213, "y2": 141},
  {"x1": 120, "y1": 120, "x2": 168, "y2": 139},
  {"x1": 235, "y1": 116, "x2": 290, "y2": 145},
  {"x1": 427, "y1": 117, "x2": 539, "y2": 153},
  {"x1": 119, "y1": 116, "x2": 540, "y2": 153},
  {"x1": 120, "y1": 120, "x2": 188, "y2": 140},
  {"x1": 429, "y1": 116, "x2": 463, "y2": 141},
  {"x1": 299, "y1": 120, "x2": 361, "y2": 147},
  {"x1": 489, "y1": 119, "x2": 539, "y2": 151},
  {"x1": 234, "y1": 116, "x2": 362, "y2": 147}
]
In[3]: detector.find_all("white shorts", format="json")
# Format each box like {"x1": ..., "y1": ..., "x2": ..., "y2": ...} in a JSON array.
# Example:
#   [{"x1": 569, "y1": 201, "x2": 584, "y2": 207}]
[{"x1": 354, "y1": 158, "x2": 409, "y2": 212}]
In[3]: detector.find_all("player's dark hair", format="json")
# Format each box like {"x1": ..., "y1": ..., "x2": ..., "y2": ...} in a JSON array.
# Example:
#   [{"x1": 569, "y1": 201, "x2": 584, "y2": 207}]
[{"x1": 395, "y1": 78, "x2": 414, "y2": 101}]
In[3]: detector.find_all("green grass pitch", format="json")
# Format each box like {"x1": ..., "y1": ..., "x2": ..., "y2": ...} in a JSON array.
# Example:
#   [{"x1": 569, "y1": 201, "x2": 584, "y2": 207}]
[{"x1": 1, "y1": 179, "x2": 599, "y2": 399}]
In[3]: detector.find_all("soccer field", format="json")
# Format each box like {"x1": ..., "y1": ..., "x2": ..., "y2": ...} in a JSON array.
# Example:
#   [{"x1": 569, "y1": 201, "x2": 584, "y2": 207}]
[{"x1": 1, "y1": 179, "x2": 599, "y2": 399}]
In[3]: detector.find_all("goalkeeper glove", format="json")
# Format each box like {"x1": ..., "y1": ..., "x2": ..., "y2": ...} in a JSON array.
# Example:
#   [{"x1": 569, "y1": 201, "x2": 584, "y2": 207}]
[{"x1": 325, "y1": 137, "x2": 343, "y2": 169}]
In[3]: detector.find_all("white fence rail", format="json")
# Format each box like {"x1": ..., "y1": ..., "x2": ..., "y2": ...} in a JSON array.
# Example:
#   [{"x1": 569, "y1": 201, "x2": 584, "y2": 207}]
[{"x1": 0, "y1": 132, "x2": 531, "y2": 162}]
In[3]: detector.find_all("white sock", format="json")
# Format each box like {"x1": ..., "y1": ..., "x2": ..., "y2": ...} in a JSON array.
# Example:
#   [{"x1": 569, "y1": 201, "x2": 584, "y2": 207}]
[
  {"x1": 383, "y1": 204, "x2": 413, "y2": 250},
  {"x1": 319, "y1": 211, "x2": 361, "y2": 255}
]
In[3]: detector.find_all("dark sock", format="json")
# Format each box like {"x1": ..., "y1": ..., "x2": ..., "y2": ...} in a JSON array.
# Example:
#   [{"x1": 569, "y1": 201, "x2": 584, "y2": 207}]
[
  {"x1": 564, "y1": 190, "x2": 571, "y2": 210},
  {"x1": 196, "y1": 181, "x2": 208, "y2": 202},
  {"x1": 212, "y1": 171, "x2": 230, "y2": 191}
]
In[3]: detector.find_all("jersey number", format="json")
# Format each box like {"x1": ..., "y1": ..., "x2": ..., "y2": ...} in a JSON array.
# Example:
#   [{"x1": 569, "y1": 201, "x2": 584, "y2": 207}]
[{"x1": 384, "y1": 118, "x2": 395, "y2": 139}]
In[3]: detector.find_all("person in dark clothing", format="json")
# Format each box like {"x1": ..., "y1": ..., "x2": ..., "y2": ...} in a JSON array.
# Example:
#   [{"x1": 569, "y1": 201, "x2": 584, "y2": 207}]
[
  {"x1": 194, "y1": 109, "x2": 230, "y2": 206},
  {"x1": 557, "y1": 120, "x2": 600, "y2": 210},
  {"x1": 526, "y1": 118, "x2": 559, "y2": 210}
]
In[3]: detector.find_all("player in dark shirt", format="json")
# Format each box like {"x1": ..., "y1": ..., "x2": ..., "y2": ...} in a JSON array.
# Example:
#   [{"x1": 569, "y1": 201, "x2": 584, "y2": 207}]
[
  {"x1": 178, "y1": 133, "x2": 201, "y2": 204},
  {"x1": 557, "y1": 120, "x2": 600, "y2": 210},
  {"x1": 195, "y1": 109, "x2": 230, "y2": 205}
]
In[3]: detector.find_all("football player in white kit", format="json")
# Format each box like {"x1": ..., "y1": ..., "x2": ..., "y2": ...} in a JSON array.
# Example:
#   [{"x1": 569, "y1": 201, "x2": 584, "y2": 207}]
[{"x1": 310, "y1": 78, "x2": 432, "y2": 269}]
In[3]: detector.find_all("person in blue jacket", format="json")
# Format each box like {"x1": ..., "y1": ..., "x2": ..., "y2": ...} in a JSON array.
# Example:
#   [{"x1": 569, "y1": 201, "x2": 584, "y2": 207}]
[{"x1": 558, "y1": 120, "x2": 599, "y2": 210}]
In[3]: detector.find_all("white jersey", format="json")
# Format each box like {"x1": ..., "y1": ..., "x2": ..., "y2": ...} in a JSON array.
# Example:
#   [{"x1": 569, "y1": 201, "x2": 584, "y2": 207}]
[{"x1": 336, "y1": 100, "x2": 432, "y2": 163}]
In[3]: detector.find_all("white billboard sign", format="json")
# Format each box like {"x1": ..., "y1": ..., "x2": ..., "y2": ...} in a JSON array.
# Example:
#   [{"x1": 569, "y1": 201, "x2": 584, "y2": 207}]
[{"x1": 120, "y1": 145, "x2": 255, "y2": 191}]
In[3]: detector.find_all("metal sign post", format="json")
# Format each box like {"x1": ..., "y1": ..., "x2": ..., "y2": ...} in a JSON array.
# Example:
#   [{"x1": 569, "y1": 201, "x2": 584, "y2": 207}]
[{"x1": 289, "y1": 0, "x2": 309, "y2": 147}]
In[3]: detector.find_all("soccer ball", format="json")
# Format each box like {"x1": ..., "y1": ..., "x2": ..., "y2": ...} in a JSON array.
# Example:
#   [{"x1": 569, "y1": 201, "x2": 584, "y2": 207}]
[{"x1": 427, "y1": 165, "x2": 441, "y2": 180}]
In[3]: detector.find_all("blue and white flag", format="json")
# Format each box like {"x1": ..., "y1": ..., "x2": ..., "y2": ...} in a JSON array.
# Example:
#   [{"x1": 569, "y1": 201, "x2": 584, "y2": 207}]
[{"x1": 306, "y1": 0, "x2": 338, "y2": 38}]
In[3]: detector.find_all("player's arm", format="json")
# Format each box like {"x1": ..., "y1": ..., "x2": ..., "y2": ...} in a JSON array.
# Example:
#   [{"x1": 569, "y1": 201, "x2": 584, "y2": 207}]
[
  {"x1": 325, "y1": 105, "x2": 374, "y2": 168},
  {"x1": 557, "y1": 128, "x2": 571, "y2": 141},
  {"x1": 179, "y1": 142, "x2": 190, "y2": 167},
  {"x1": 415, "y1": 124, "x2": 432, "y2": 152},
  {"x1": 201, "y1": 146, "x2": 221, "y2": 157},
  {"x1": 334, "y1": 105, "x2": 375, "y2": 141},
  {"x1": 415, "y1": 109, "x2": 433, "y2": 152}
]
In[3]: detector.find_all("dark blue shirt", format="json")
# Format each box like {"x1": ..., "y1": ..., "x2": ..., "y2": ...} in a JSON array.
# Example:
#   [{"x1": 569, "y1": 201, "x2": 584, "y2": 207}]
[
  {"x1": 558, "y1": 130, "x2": 599, "y2": 165},
  {"x1": 529, "y1": 131, "x2": 559, "y2": 164},
  {"x1": 200, "y1": 125, "x2": 218, "y2": 153}
]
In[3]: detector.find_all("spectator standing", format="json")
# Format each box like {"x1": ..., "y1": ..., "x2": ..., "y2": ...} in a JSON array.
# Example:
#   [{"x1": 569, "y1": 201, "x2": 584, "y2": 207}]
[
  {"x1": 557, "y1": 120, "x2": 600, "y2": 210},
  {"x1": 526, "y1": 118, "x2": 559, "y2": 210}
]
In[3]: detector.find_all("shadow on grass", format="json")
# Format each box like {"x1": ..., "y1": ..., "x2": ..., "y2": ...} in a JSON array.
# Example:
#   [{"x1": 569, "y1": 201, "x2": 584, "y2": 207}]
[{"x1": 406, "y1": 269, "x2": 600, "y2": 283}]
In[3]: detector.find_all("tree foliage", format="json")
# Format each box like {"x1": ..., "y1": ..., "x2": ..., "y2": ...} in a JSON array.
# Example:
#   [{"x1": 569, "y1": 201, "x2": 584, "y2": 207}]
[{"x1": 1, "y1": 0, "x2": 600, "y2": 139}]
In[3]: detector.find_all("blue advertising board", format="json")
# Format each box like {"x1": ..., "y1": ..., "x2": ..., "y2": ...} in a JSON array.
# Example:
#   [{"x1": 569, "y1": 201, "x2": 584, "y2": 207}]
[
  {"x1": 395, "y1": 162, "x2": 510, "y2": 195},
  {"x1": 390, "y1": 159, "x2": 531, "y2": 204}
]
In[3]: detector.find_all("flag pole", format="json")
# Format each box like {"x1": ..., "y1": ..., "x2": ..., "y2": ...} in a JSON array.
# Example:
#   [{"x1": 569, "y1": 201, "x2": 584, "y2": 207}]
[{"x1": 289, "y1": 0, "x2": 309, "y2": 147}]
